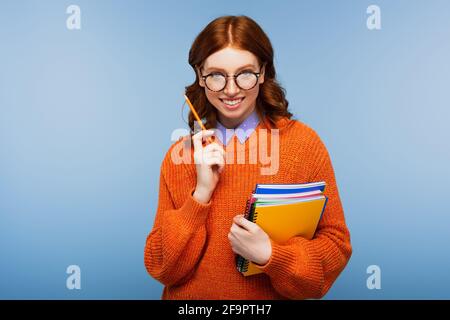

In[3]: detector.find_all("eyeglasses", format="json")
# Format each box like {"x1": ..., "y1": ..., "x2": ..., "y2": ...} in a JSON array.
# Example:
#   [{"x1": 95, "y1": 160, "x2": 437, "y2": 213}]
[{"x1": 201, "y1": 67, "x2": 263, "y2": 92}]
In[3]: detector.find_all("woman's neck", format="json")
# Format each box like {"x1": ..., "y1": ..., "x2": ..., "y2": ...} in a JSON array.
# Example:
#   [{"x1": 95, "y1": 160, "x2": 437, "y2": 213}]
[{"x1": 218, "y1": 106, "x2": 256, "y2": 129}]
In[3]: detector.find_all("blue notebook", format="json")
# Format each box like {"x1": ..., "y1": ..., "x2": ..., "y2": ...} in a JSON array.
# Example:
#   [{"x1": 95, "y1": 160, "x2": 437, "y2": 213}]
[{"x1": 254, "y1": 181, "x2": 326, "y2": 194}]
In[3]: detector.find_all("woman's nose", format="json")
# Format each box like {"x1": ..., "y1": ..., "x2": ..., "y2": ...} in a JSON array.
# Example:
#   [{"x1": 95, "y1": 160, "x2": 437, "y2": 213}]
[{"x1": 223, "y1": 78, "x2": 240, "y2": 96}]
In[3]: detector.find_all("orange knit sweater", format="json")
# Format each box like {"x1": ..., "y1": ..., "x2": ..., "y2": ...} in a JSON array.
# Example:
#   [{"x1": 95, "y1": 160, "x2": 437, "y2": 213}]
[{"x1": 144, "y1": 117, "x2": 352, "y2": 300}]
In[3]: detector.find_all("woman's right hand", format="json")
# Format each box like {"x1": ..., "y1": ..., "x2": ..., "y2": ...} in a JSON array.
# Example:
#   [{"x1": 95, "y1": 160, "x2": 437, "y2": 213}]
[{"x1": 192, "y1": 130, "x2": 225, "y2": 204}]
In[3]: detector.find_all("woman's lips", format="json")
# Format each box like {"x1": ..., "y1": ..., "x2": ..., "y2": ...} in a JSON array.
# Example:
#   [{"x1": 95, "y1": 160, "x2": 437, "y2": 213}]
[{"x1": 220, "y1": 97, "x2": 245, "y2": 110}]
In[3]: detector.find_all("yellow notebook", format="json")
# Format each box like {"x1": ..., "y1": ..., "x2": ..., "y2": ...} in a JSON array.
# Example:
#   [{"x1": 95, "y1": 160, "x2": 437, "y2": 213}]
[{"x1": 236, "y1": 182, "x2": 327, "y2": 276}]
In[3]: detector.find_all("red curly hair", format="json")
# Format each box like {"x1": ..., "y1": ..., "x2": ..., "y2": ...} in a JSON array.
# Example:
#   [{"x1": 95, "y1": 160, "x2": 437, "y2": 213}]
[{"x1": 185, "y1": 15, "x2": 292, "y2": 132}]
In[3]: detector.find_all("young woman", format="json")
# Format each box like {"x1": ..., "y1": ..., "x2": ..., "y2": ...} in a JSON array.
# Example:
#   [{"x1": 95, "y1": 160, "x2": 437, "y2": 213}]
[{"x1": 144, "y1": 15, "x2": 352, "y2": 300}]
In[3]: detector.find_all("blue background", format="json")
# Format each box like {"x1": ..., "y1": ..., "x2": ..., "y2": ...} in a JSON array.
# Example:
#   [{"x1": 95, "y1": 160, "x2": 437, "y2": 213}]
[{"x1": 1, "y1": 0, "x2": 449, "y2": 299}]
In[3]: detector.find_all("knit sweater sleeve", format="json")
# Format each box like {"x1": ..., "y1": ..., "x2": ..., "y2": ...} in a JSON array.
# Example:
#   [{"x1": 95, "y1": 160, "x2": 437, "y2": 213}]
[
  {"x1": 255, "y1": 132, "x2": 352, "y2": 299},
  {"x1": 144, "y1": 153, "x2": 211, "y2": 286}
]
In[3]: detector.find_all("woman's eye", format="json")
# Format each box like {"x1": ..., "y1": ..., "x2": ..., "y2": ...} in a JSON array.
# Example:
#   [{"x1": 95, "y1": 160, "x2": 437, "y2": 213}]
[
  {"x1": 239, "y1": 71, "x2": 254, "y2": 76},
  {"x1": 238, "y1": 71, "x2": 254, "y2": 78},
  {"x1": 211, "y1": 73, "x2": 224, "y2": 78}
]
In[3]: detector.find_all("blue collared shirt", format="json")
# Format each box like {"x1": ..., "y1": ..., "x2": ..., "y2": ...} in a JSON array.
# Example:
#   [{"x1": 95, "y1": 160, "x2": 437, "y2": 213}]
[{"x1": 215, "y1": 110, "x2": 260, "y2": 146}]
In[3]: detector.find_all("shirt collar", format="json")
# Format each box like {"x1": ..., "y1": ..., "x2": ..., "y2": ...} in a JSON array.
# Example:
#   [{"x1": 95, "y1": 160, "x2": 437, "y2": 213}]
[{"x1": 215, "y1": 110, "x2": 260, "y2": 146}]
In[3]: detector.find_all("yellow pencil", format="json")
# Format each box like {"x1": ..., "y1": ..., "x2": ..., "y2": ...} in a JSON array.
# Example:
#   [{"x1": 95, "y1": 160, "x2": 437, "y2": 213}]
[{"x1": 184, "y1": 94, "x2": 214, "y2": 144}]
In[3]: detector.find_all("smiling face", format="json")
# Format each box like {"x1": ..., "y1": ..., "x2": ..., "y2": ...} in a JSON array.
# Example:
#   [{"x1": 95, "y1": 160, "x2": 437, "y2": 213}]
[{"x1": 198, "y1": 47, "x2": 265, "y2": 129}]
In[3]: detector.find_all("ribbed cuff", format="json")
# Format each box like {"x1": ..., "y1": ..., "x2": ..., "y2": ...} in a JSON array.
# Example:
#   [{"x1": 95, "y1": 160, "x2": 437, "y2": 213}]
[
  {"x1": 176, "y1": 187, "x2": 212, "y2": 230},
  {"x1": 256, "y1": 237, "x2": 323, "y2": 285},
  {"x1": 255, "y1": 239, "x2": 296, "y2": 276}
]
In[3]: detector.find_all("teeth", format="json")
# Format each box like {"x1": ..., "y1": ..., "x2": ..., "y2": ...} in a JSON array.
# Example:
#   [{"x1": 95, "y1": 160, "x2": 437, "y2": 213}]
[{"x1": 222, "y1": 98, "x2": 243, "y2": 106}]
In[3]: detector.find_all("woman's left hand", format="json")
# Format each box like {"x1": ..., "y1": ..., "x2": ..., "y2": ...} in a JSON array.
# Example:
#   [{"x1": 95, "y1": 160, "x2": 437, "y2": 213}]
[{"x1": 228, "y1": 214, "x2": 272, "y2": 266}]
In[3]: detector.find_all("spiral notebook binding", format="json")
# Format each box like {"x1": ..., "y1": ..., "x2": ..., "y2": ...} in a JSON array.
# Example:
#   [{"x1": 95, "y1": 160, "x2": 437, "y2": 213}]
[
  {"x1": 243, "y1": 199, "x2": 251, "y2": 219},
  {"x1": 237, "y1": 187, "x2": 258, "y2": 274},
  {"x1": 250, "y1": 209, "x2": 258, "y2": 223},
  {"x1": 236, "y1": 198, "x2": 251, "y2": 272},
  {"x1": 241, "y1": 208, "x2": 259, "y2": 273},
  {"x1": 241, "y1": 259, "x2": 250, "y2": 272},
  {"x1": 236, "y1": 255, "x2": 244, "y2": 272},
  {"x1": 237, "y1": 206, "x2": 259, "y2": 273},
  {"x1": 252, "y1": 210, "x2": 259, "y2": 223}
]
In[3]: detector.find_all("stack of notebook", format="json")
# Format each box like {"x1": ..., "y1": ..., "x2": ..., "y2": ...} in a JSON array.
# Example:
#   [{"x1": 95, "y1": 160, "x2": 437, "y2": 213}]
[{"x1": 236, "y1": 181, "x2": 328, "y2": 276}]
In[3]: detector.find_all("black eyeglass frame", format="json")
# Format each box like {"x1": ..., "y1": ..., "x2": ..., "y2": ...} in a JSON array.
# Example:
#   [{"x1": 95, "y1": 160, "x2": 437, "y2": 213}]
[{"x1": 200, "y1": 66, "x2": 264, "y2": 92}]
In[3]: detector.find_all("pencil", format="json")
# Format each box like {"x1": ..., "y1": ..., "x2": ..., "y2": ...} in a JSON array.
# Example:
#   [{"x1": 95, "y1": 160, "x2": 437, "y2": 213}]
[{"x1": 184, "y1": 94, "x2": 214, "y2": 144}]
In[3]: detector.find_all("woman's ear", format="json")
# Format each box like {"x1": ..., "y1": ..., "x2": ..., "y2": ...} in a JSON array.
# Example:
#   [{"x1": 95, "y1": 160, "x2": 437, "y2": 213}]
[
  {"x1": 259, "y1": 63, "x2": 266, "y2": 84},
  {"x1": 196, "y1": 66, "x2": 205, "y2": 87}
]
